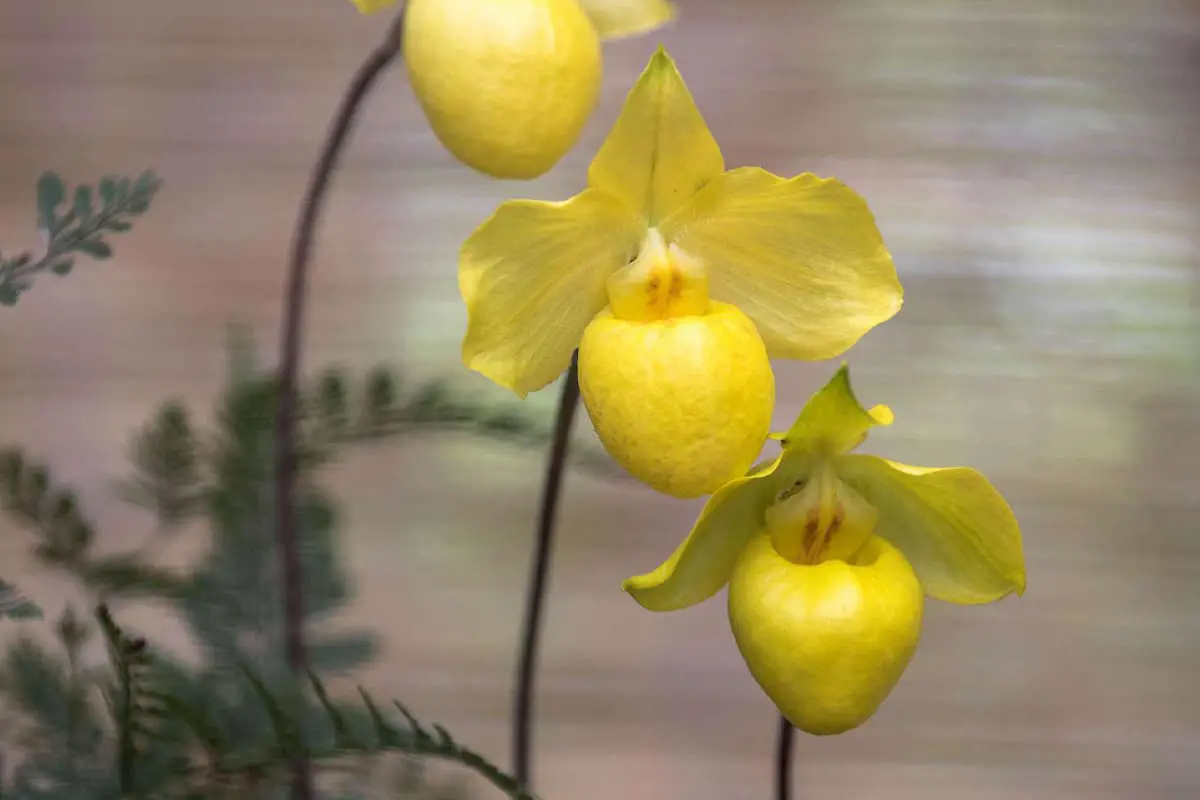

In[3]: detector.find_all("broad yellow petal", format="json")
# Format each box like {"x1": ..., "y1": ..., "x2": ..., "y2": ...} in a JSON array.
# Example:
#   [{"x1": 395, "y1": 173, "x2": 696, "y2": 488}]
[
  {"x1": 623, "y1": 450, "x2": 815, "y2": 611},
  {"x1": 577, "y1": 0, "x2": 676, "y2": 39},
  {"x1": 587, "y1": 47, "x2": 724, "y2": 225},
  {"x1": 836, "y1": 455, "x2": 1026, "y2": 604},
  {"x1": 663, "y1": 167, "x2": 903, "y2": 360},
  {"x1": 351, "y1": 0, "x2": 397, "y2": 13},
  {"x1": 778, "y1": 364, "x2": 893, "y2": 455},
  {"x1": 460, "y1": 189, "x2": 643, "y2": 396}
]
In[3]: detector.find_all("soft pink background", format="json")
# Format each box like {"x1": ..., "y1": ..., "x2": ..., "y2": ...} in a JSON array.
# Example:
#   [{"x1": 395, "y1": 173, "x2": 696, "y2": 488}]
[{"x1": 2, "y1": 1, "x2": 1198, "y2": 797}]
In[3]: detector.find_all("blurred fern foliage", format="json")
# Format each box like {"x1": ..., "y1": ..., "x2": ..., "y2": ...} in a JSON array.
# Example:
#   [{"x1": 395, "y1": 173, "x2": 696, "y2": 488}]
[
  {"x1": 0, "y1": 171, "x2": 610, "y2": 798},
  {"x1": 0, "y1": 169, "x2": 161, "y2": 621}
]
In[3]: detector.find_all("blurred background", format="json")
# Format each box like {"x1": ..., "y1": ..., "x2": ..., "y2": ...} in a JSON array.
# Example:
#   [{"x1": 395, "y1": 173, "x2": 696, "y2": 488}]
[{"x1": 2, "y1": 0, "x2": 1199, "y2": 797}]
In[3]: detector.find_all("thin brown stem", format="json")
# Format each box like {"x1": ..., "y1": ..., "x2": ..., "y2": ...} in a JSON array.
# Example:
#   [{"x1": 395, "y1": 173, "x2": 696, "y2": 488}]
[
  {"x1": 274, "y1": 9, "x2": 406, "y2": 799},
  {"x1": 775, "y1": 715, "x2": 794, "y2": 800},
  {"x1": 512, "y1": 353, "x2": 581, "y2": 786}
]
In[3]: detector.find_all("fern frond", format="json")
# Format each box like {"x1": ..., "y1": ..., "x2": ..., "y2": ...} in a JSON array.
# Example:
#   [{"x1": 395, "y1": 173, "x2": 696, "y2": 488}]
[
  {"x1": 190, "y1": 670, "x2": 537, "y2": 799},
  {"x1": 308, "y1": 671, "x2": 355, "y2": 749},
  {"x1": 81, "y1": 554, "x2": 189, "y2": 600},
  {"x1": 0, "y1": 448, "x2": 95, "y2": 568},
  {"x1": 97, "y1": 604, "x2": 149, "y2": 793},
  {"x1": 0, "y1": 579, "x2": 41, "y2": 620},
  {"x1": 347, "y1": 687, "x2": 536, "y2": 800},
  {"x1": 153, "y1": 687, "x2": 229, "y2": 766},
  {"x1": 238, "y1": 663, "x2": 303, "y2": 759},
  {"x1": 298, "y1": 367, "x2": 625, "y2": 480},
  {"x1": 0, "y1": 169, "x2": 161, "y2": 306},
  {"x1": 115, "y1": 401, "x2": 203, "y2": 528}
]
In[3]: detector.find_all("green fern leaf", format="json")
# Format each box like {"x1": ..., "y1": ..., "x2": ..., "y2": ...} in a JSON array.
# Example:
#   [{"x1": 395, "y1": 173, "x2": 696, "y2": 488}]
[
  {"x1": 240, "y1": 664, "x2": 301, "y2": 758},
  {"x1": 309, "y1": 671, "x2": 356, "y2": 749},
  {"x1": 0, "y1": 579, "x2": 42, "y2": 620}
]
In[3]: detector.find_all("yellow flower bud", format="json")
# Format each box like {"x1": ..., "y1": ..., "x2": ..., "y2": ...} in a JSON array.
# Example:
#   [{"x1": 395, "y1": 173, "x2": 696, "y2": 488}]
[{"x1": 402, "y1": 0, "x2": 602, "y2": 180}]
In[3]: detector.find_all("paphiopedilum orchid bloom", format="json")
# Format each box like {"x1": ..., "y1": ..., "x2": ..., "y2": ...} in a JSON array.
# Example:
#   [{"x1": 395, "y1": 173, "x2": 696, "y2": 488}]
[
  {"x1": 460, "y1": 48, "x2": 904, "y2": 498},
  {"x1": 624, "y1": 365, "x2": 1026, "y2": 735},
  {"x1": 351, "y1": 0, "x2": 675, "y2": 179}
]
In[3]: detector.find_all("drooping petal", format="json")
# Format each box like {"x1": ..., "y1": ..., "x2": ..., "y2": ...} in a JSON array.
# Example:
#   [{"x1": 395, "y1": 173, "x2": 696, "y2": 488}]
[
  {"x1": 728, "y1": 533, "x2": 924, "y2": 735},
  {"x1": 350, "y1": 0, "x2": 397, "y2": 13},
  {"x1": 587, "y1": 47, "x2": 724, "y2": 225},
  {"x1": 623, "y1": 450, "x2": 815, "y2": 611},
  {"x1": 460, "y1": 190, "x2": 643, "y2": 396},
  {"x1": 777, "y1": 364, "x2": 893, "y2": 456},
  {"x1": 579, "y1": 300, "x2": 774, "y2": 498},
  {"x1": 836, "y1": 455, "x2": 1026, "y2": 604},
  {"x1": 662, "y1": 167, "x2": 904, "y2": 360},
  {"x1": 577, "y1": 0, "x2": 676, "y2": 40}
]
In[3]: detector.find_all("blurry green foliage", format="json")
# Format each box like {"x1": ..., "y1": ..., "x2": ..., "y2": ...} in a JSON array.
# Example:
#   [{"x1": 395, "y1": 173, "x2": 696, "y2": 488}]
[
  {"x1": 0, "y1": 170, "x2": 160, "y2": 307},
  {"x1": 0, "y1": 580, "x2": 42, "y2": 620},
  {"x1": 0, "y1": 169, "x2": 161, "y2": 619},
  {"x1": 0, "y1": 168, "x2": 540, "y2": 798},
  {"x1": 0, "y1": 603, "x2": 526, "y2": 799},
  {"x1": 0, "y1": 337, "x2": 552, "y2": 798},
  {"x1": 0, "y1": 167, "x2": 599, "y2": 798}
]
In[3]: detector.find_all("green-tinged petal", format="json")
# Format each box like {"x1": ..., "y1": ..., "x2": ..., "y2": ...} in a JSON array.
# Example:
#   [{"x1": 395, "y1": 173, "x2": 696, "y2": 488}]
[
  {"x1": 663, "y1": 167, "x2": 903, "y2": 360},
  {"x1": 587, "y1": 47, "x2": 724, "y2": 225},
  {"x1": 577, "y1": 0, "x2": 676, "y2": 39},
  {"x1": 350, "y1": 0, "x2": 397, "y2": 13},
  {"x1": 836, "y1": 454, "x2": 1026, "y2": 604},
  {"x1": 623, "y1": 450, "x2": 815, "y2": 611},
  {"x1": 778, "y1": 364, "x2": 893, "y2": 455},
  {"x1": 460, "y1": 189, "x2": 643, "y2": 397}
]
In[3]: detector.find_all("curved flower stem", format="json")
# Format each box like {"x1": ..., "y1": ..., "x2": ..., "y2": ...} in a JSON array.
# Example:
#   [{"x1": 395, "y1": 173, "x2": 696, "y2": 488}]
[
  {"x1": 775, "y1": 715, "x2": 794, "y2": 800},
  {"x1": 274, "y1": 10, "x2": 406, "y2": 799},
  {"x1": 512, "y1": 352, "x2": 582, "y2": 786}
]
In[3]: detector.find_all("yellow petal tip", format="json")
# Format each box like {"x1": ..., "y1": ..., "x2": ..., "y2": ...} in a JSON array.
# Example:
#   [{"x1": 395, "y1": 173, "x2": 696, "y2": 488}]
[
  {"x1": 350, "y1": 0, "x2": 397, "y2": 13},
  {"x1": 620, "y1": 575, "x2": 661, "y2": 609},
  {"x1": 869, "y1": 404, "x2": 894, "y2": 426},
  {"x1": 580, "y1": 0, "x2": 677, "y2": 40},
  {"x1": 643, "y1": 45, "x2": 677, "y2": 81},
  {"x1": 779, "y1": 364, "x2": 888, "y2": 454},
  {"x1": 462, "y1": 347, "x2": 531, "y2": 400}
]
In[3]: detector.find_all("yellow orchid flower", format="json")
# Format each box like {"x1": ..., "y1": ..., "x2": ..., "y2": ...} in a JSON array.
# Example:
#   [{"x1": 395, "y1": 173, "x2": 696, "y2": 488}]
[
  {"x1": 460, "y1": 48, "x2": 903, "y2": 498},
  {"x1": 351, "y1": 0, "x2": 676, "y2": 179},
  {"x1": 624, "y1": 365, "x2": 1026, "y2": 735}
]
